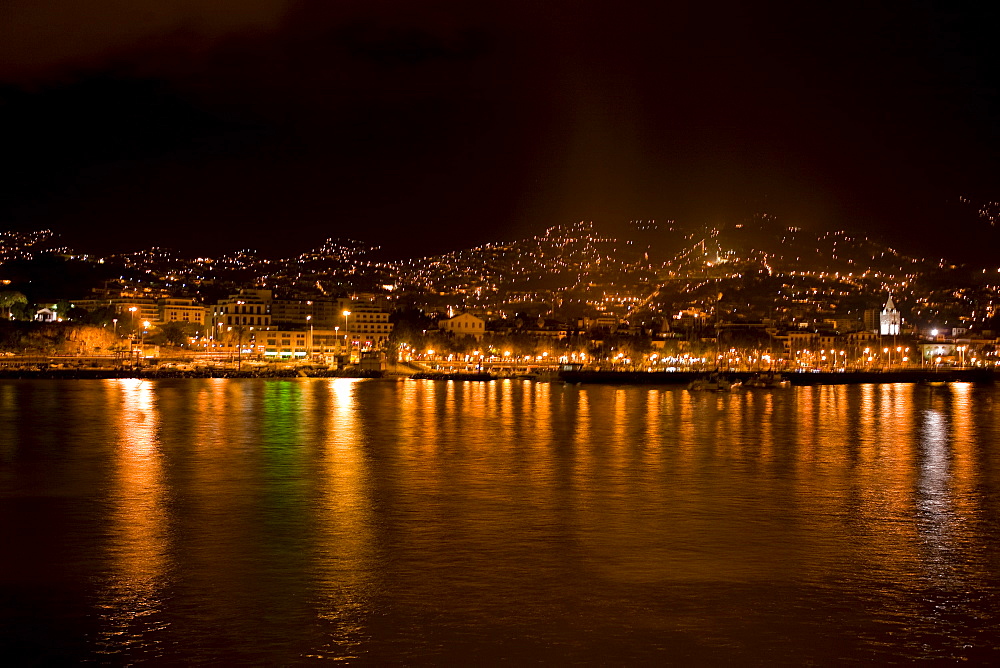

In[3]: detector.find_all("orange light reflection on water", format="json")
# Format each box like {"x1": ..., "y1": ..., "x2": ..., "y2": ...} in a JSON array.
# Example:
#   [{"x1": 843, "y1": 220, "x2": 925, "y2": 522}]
[
  {"x1": 95, "y1": 379, "x2": 169, "y2": 660},
  {"x1": 310, "y1": 379, "x2": 375, "y2": 661}
]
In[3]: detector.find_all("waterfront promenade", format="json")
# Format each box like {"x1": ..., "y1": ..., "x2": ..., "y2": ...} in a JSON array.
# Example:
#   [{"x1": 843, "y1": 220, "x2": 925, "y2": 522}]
[{"x1": 0, "y1": 365, "x2": 994, "y2": 384}]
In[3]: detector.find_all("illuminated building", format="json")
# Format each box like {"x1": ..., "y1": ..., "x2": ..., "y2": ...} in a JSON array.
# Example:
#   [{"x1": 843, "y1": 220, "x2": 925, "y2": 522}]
[
  {"x1": 438, "y1": 312, "x2": 486, "y2": 340},
  {"x1": 215, "y1": 290, "x2": 272, "y2": 327},
  {"x1": 342, "y1": 299, "x2": 393, "y2": 349},
  {"x1": 880, "y1": 296, "x2": 901, "y2": 336}
]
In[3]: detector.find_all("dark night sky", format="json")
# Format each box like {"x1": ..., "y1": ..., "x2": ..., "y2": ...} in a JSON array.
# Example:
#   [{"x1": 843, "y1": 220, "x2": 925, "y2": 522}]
[{"x1": 2, "y1": 1, "x2": 999, "y2": 261}]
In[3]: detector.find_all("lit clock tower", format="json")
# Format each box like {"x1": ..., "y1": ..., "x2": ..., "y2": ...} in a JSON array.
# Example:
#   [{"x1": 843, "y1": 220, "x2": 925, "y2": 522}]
[{"x1": 880, "y1": 296, "x2": 901, "y2": 336}]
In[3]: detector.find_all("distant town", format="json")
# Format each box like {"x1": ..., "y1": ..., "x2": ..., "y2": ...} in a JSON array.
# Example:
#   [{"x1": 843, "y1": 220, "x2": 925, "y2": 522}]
[{"x1": 1, "y1": 218, "x2": 998, "y2": 374}]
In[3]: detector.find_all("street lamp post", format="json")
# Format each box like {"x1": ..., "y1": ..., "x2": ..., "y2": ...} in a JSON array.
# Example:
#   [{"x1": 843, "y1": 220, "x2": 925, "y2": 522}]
[
  {"x1": 111, "y1": 317, "x2": 120, "y2": 366},
  {"x1": 227, "y1": 325, "x2": 245, "y2": 372},
  {"x1": 139, "y1": 320, "x2": 150, "y2": 366},
  {"x1": 128, "y1": 306, "x2": 138, "y2": 345},
  {"x1": 306, "y1": 315, "x2": 313, "y2": 361},
  {"x1": 343, "y1": 310, "x2": 351, "y2": 363}
]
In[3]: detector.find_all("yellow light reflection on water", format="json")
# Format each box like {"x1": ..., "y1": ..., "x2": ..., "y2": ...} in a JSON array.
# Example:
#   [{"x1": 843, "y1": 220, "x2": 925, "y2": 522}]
[
  {"x1": 38, "y1": 377, "x2": 997, "y2": 663},
  {"x1": 95, "y1": 378, "x2": 169, "y2": 659},
  {"x1": 310, "y1": 379, "x2": 375, "y2": 661}
]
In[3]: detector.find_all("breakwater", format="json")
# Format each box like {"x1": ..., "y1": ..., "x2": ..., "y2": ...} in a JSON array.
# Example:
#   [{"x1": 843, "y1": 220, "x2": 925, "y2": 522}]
[{"x1": 559, "y1": 368, "x2": 997, "y2": 385}]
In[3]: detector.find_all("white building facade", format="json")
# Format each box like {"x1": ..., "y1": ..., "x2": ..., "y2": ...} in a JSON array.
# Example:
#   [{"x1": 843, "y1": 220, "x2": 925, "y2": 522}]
[{"x1": 880, "y1": 296, "x2": 901, "y2": 336}]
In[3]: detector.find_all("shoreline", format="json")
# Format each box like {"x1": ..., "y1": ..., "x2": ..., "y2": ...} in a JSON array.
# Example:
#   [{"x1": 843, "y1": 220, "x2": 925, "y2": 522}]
[
  {"x1": 0, "y1": 367, "x2": 383, "y2": 380},
  {"x1": 559, "y1": 369, "x2": 997, "y2": 385},
  {"x1": 0, "y1": 367, "x2": 995, "y2": 385}
]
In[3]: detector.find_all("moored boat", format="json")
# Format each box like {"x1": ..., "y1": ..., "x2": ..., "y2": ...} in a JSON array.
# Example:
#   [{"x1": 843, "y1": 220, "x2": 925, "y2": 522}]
[
  {"x1": 688, "y1": 373, "x2": 741, "y2": 391},
  {"x1": 745, "y1": 372, "x2": 791, "y2": 389}
]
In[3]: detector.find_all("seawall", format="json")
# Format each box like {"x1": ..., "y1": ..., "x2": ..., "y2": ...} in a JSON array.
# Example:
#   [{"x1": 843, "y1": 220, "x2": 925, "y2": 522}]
[{"x1": 558, "y1": 369, "x2": 997, "y2": 385}]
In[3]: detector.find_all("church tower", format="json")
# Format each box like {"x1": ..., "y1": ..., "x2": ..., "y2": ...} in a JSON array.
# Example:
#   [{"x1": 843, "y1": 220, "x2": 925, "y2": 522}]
[{"x1": 879, "y1": 296, "x2": 901, "y2": 336}]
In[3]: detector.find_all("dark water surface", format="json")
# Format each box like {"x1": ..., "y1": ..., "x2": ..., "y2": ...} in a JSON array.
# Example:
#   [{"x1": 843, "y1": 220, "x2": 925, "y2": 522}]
[{"x1": 2, "y1": 378, "x2": 1000, "y2": 665}]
